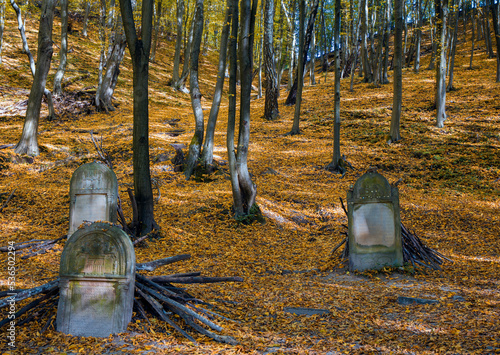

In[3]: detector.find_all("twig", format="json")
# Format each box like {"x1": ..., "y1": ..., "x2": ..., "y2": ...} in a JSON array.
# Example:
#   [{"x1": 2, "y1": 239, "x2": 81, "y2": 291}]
[
  {"x1": 149, "y1": 276, "x2": 244, "y2": 284},
  {"x1": 0, "y1": 189, "x2": 16, "y2": 213},
  {"x1": 0, "y1": 279, "x2": 59, "y2": 309},
  {"x1": 136, "y1": 254, "x2": 191, "y2": 271}
]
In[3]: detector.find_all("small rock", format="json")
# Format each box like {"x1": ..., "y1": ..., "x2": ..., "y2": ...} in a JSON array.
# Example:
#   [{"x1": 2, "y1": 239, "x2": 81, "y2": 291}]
[
  {"x1": 452, "y1": 295, "x2": 466, "y2": 302},
  {"x1": 283, "y1": 307, "x2": 329, "y2": 316},
  {"x1": 397, "y1": 296, "x2": 438, "y2": 305}
]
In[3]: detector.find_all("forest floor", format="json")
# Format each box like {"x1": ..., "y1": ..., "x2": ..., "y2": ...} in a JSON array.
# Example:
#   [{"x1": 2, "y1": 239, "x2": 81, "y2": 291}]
[{"x1": 0, "y1": 12, "x2": 499, "y2": 355}]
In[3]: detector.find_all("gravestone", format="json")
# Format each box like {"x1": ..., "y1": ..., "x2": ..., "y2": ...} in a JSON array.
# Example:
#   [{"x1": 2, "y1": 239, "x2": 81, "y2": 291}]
[
  {"x1": 68, "y1": 162, "x2": 118, "y2": 237},
  {"x1": 347, "y1": 170, "x2": 403, "y2": 271},
  {"x1": 57, "y1": 222, "x2": 135, "y2": 337}
]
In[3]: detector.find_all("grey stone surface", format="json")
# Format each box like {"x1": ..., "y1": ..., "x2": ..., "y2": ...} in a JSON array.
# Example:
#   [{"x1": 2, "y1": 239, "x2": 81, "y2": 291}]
[
  {"x1": 397, "y1": 296, "x2": 439, "y2": 305},
  {"x1": 283, "y1": 307, "x2": 329, "y2": 316},
  {"x1": 57, "y1": 222, "x2": 135, "y2": 337},
  {"x1": 68, "y1": 162, "x2": 118, "y2": 238},
  {"x1": 347, "y1": 171, "x2": 403, "y2": 271}
]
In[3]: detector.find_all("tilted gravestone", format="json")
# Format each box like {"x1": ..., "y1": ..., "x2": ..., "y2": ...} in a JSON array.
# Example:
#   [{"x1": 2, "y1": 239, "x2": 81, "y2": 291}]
[
  {"x1": 68, "y1": 162, "x2": 118, "y2": 238},
  {"x1": 57, "y1": 222, "x2": 135, "y2": 337},
  {"x1": 347, "y1": 170, "x2": 403, "y2": 271}
]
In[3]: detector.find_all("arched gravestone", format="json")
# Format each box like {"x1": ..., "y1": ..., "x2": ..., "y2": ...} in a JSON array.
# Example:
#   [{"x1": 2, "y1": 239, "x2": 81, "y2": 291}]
[
  {"x1": 68, "y1": 162, "x2": 118, "y2": 238},
  {"x1": 57, "y1": 223, "x2": 135, "y2": 337},
  {"x1": 347, "y1": 171, "x2": 403, "y2": 271}
]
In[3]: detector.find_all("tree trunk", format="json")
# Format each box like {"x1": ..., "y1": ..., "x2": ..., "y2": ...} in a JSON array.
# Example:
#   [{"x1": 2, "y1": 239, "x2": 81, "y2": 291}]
[
  {"x1": 360, "y1": 0, "x2": 372, "y2": 82},
  {"x1": 97, "y1": 20, "x2": 127, "y2": 112},
  {"x1": 390, "y1": 0, "x2": 403, "y2": 142},
  {"x1": 96, "y1": 0, "x2": 107, "y2": 109},
  {"x1": 484, "y1": 3, "x2": 495, "y2": 58},
  {"x1": 82, "y1": 0, "x2": 91, "y2": 37},
  {"x1": 263, "y1": 0, "x2": 280, "y2": 120},
  {"x1": 470, "y1": 4, "x2": 475, "y2": 68},
  {"x1": 382, "y1": 0, "x2": 391, "y2": 83},
  {"x1": 257, "y1": 2, "x2": 263, "y2": 99},
  {"x1": 490, "y1": 0, "x2": 500, "y2": 82},
  {"x1": 184, "y1": 0, "x2": 204, "y2": 179},
  {"x1": 414, "y1": 0, "x2": 422, "y2": 73},
  {"x1": 119, "y1": 0, "x2": 157, "y2": 235},
  {"x1": 288, "y1": 0, "x2": 297, "y2": 91},
  {"x1": 171, "y1": 0, "x2": 184, "y2": 86},
  {"x1": 14, "y1": 0, "x2": 56, "y2": 156},
  {"x1": 53, "y1": 0, "x2": 68, "y2": 95},
  {"x1": 0, "y1": 0, "x2": 5, "y2": 64},
  {"x1": 151, "y1": 0, "x2": 162, "y2": 62},
  {"x1": 175, "y1": 11, "x2": 194, "y2": 93},
  {"x1": 310, "y1": 29, "x2": 316, "y2": 85},
  {"x1": 289, "y1": 0, "x2": 305, "y2": 134},
  {"x1": 10, "y1": 0, "x2": 55, "y2": 120},
  {"x1": 228, "y1": 0, "x2": 258, "y2": 218},
  {"x1": 427, "y1": 16, "x2": 436, "y2": 70},
  {"x1": 447, "y1": 0, "x2": 460, "y2": 91},
  {"x1": 435, "y1": 0, "x2": 448, "y2": 128},
  {"x1": 200, "y1": 0, "x2": 231, "y2": 170},
  {"x1": 285, "y1": 0, "x2": 320, "y2": 106},
  {"x1": 327, "y1": 0, "x2": 343, "y2": 173}
]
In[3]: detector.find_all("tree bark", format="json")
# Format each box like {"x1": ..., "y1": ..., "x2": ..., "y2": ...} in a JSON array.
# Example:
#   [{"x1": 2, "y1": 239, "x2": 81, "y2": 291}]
[
  {"x1": 327, "y1": 0, "x2": 343, "y2": 173},
  {"x1": 119, "y1": 0, "x2": 157, "y2": 235},
  {"x1": 82, "y1": 0, "x2": 91, "y2": 37},
  {"x1": 490, "y1": 0, "x2": 500, "y2": 81},
  {"x1": 96, "y1": 19, "x2": 127, "y2": 112},
  {"x1": 360, "y1": 0, "x2": 372, "y2": 82},
  {"x1": 14, "y1": 0, "x2": 56, "y2": 156},
  {"x1": 151, "y1": 0, "x2": 162, "y2": 62},
  {"x1": 53, "y1": 0, "x2": 68, "y2": 95},
  {"x1": 285, "y1": 0, "x2": 320, "y2": 106},
  {"x1": 171, "y1": 0, "x2": 184, "y2": 86},
  {"x1": 390, "y1": 0, "x2": 403, "y2": 142},
  {"x1": 435, "y1": 0, "x2": 448, "y2": 128},
  {"x1": 200, "y1": 0, "x2": 231, "y2": 170},
  {"x1": 470, "y1": 4, "x2": 475, "y2": 68},
  {"x1": 447, "y1": 0, "x2": 460, "y2": 91},
  {"x1": 289, "y1": 0, "x2": 305, "y2": 134},
  {"x1": 184, "y1": 0, "x2": 204, "y2": 179},
  {"x1": 263, "y1": 0, "x2": 280, "y2": 120},
  {"x1": 10, "y1": 0, "x2": 55, "y2": 120},
  {"x1": 414, "y1": 0, "x2": 422, "y2": 73},
  {"x1": 0, "y1": 0, "x2": 5, "y2": 64}
]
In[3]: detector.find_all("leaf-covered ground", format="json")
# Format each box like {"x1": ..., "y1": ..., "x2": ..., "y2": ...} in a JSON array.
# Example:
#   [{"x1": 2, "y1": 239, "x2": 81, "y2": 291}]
[{"x1": 0, "y1": 13, "x2": 499, "y2": 355}]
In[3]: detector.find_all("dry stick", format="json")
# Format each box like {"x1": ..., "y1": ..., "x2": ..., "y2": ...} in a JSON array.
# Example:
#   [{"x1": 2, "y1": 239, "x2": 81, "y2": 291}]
[
  {"x1": 0, "y1": 239, "x2": 45, "y2": 252},
  {"x1": 149, "y1": 276, "x2": 244, "y2": 284},
  {"x1": 0, "y1": 279, "x2": 59, "y2": 309},
  {"x1": 127, "y1": 188, "x2": 139, "y2": 231},
  {"x1": 40, "y1": 313, "x2": 55, "y2": 334},
  {"x1": 0, "y1": 288, "x2": 58, "y2": 327},
  {"x1": 134, "y1": 298, "x2": 153, "y2": 327},
  {"x1": 166, "y1": 272, "x2": 201, "y2": 278},
  {"x1": 136, "y1": 274, "x2": 191, "y2": 301},
  {"x1": 135, "y1": 287, "x2": 197, "y2": 344},
  {"x1": 21, "y1": 236, "x2": 65, "y2": 260},
  {"x1": 190, "y1": 305, "x2": 240, "y2": 323},
  {"x1": 180, "y1": 314, "x2": 238, "y2": 345},
  {"x1": 136, "y1": 254, "x2": 191, "y2": 271},
  {"x1": 0, "y1": 189, "x2": 16, "y2": 213},
  {"x1": 135, "y1": 281, "x2": 222, "y2": 332},
  {"x1": 330, "y1": 238, "x2": 346, "y2": 256}
]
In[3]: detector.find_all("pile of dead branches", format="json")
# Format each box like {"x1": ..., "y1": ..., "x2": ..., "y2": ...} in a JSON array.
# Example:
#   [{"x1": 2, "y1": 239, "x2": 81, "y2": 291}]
[
  {"x1": 331, "y1": 199, "x2": 452, "y2": 271},
  {"x1": 0, "y1": 254, "x2": 242, "y2": 344}
]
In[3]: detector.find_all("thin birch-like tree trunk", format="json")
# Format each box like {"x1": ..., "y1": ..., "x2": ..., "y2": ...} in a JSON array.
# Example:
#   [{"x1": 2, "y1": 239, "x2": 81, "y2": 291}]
[
  {"x1": 82, "y1": 0, "x2": 91, "y2": 37},
  {"x1": 15, "y1": 0, "x2": 57, "y2": 156},
  {"x1": 200, "y1": 0, "x2": 231, "y2": 170},
  {"x1": 289, "y1": 0, "x2": 305, "y2": 134},
  {"x1": 184, "y1": 0, "x2": 204, "y2": 179},
  {"x1": 53, "y1": 0, "x2": 68, "y2": 95},
  {"x1": 0, "y1": 0, "x2": 5, "y2": 64},
  {"x1": 171, "y1": 0, "x2": 184, "y2": 86},
  {"x1": 435, "y1": 0, "x2": 448, "y2": 128},
  {"x1": 10, "y1": 0, "x2": 55, "y2": 120}
]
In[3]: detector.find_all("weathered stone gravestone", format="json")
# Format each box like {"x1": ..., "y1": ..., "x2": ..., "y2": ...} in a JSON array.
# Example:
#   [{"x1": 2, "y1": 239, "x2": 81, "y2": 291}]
[
  {"x1": 68, "y1": 162, "x2": 118, "y2": 237},
  {"x1": 57, "y1": 222, "x2": 135, "y2": 337},
  {"x1": 347, "y1": 170, "x2": 403, "y2": 271}
]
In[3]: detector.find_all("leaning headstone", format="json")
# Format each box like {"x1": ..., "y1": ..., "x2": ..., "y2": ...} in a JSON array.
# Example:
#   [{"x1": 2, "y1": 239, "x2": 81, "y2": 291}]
[
  {"x1": 57, "y1": 222, "x2": 135, "y2": 337},
  {"x1": 347, "y1": 170, "x2": 403, "y2": 271},
  {"x1": 68, "y1": 162, "x2": 118, "y2": 237}
]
